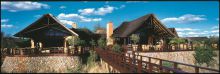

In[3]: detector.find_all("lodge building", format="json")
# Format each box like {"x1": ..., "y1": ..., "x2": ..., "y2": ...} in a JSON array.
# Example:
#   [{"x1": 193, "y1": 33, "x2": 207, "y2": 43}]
[
  {"x1": 112, "y1": 14, "x2": 178, "y2": 51},
  {"x1": 14, "y1": 14, "x2": 98, "y2": 54},
  {"x1": 14, "y1": 13, "x2": 178, "y2": 53}
]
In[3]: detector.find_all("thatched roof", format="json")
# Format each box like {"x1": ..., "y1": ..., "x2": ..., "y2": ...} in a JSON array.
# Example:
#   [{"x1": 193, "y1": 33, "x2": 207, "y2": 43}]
[
  {"x1": 113, "y1": 14, "x2": 178, "y2": 38},
  {"x1": 70, "y1": 28, "x2": 95, "y2": 41},
  {"x1": 168, "y1": 28, "x2": 178, "y2": 37},
  {"x1": 14, "y1": 13, "x2": 78, "y2": 38}
]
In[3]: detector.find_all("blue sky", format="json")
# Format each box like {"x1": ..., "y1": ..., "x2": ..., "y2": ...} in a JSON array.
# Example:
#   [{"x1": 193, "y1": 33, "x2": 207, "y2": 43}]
[{"x1": 1, "y1": 1, "x2": 219, "y2": 37}]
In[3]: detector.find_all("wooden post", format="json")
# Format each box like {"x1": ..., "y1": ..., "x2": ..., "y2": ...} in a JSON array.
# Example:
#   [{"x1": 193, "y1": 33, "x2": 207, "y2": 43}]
[
  {"x1": 195, "y1": 67, "x2": 199, "y2": 73},
  {"x1": 124, "y1": 38, "x2": 127, "y2": 45},
  {"x1": 173, "y1": 62, "x2": 177, "y2": 69},
  {"x1": 186, "y1": 43, "x2": 188, "y2": 50},
  {"x1": 64, "y1": 37, "x2": 67, "y2": 54},
  {"x1": 182, "y1": 44, "x2": 184, "y2": 50},
  {"x1": 31, "y1": 39, "x2": 35, "y2": 48},
  {"x1": 148, "y1": 57, "x2": 152, "y2": 73},
  {"x1": 138, "y1": 56, "x2": 142, "y2": 73},
  {"x1": 159, "y1": 60, "x2": 163, "y2": 72},
  {"x1": 20, "y1": 49, "x2": 23, "y2": 55},
  {"x1": 132, "y1": 51, "x2": 135, "y2": 64},
  {"x1": 191, "y1": 43, "x2": 193, "y2": 50}
]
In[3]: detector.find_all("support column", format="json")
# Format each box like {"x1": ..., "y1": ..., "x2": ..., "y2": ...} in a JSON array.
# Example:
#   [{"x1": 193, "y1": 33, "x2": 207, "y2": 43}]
[
  {"x1": 124, "y1": 38, "x2": 126, "y2": 45},
  {"x1": 64, "y1": 37, "x2": 67, "y2": 54},
  {"x1": 31, "y1": 39, "x2": 35, "y2": 48}
]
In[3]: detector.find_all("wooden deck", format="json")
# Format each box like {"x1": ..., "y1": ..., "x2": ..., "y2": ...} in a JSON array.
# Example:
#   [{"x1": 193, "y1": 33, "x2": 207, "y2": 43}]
[{"x1": 95, "y1": 47, "x2": 219, "y2": 73}]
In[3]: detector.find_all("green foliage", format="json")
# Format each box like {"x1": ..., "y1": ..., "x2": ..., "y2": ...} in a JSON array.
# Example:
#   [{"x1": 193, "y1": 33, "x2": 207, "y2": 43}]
[
  {"x1": 89, "y1": 39, "x2": 96, "y2": 47},
  {"x1": 162, "y1": 61, "x2": 173, "y2": 68},
  {"x1": 87, "y1": 50, "x2": 98, "y2": 64},
  {"x1": 67, "y1": 37, "x2": 75, "y2": 46},
  {"x1": 98, "y1": 37, "x2": 106, "y2": 49},
  {"x1": 112, "y1": 44, "x2": 122, "y2": 53},
  {"x1": 130, "y1": 34, "x2": 140, "y2": 44},
  {"x1": 205, "y1": 36, "x2": 219, "y2": 46},
  {"x1": 74, "y1": 37, "x2": 86, "y2": 46},
  {"x1": 1, "y1": 32, "x2": 18, "y2": 48},
  {"x1": 169, "y1": 37, "x2": 186, "y2": 45},
  {"x1": 193, "y1": 46, "x2": 217, "y2": 67}
]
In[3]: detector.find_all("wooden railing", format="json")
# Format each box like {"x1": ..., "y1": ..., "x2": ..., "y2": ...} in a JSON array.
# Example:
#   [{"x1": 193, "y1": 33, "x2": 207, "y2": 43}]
[
  {"x1": 1, "y1": 47, "x2": 68, "y2": 56},
  {"x1": 95, "y1": 47, "x2": 219, "y2": 73},
  {"x1": 123, "y1": 43, "x2": 218, "y2": 52}
]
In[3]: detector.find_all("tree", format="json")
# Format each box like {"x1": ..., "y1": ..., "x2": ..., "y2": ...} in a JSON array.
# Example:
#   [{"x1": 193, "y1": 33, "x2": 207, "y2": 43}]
[
  {"x1": 130, "y1": 34, "x2": 140, "y2": 51},
  {"x1": 112, "y1": 43, "x2": 122, "y2": 53},
  {"x1": 67, "y1": 37, "x2": 75, "y2": 47},
  {"x1": 67, "y1": 37, "x2": 86, "y2": 54},
  {"x1": 130, "y1": 34, "x2": 140, "y2": 45},
  {"x1": 89, "y1": 39, "x2": 96, "y2": 50},
  {"x1": 193, "y1": 46, "x2": 217, "y2": 67},
  {"x1": 169, "y1": 37, "x2": 186, "y2": 50},
  {"x1": 97, "y1": 37, "x2": 106, "y2": 49}
]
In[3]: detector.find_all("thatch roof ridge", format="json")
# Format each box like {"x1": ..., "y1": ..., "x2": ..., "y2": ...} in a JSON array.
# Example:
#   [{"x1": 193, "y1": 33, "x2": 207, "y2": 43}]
[
  {"x1": 113, "y1": 14, "x2": 178, "y2": 37},
  {"x1": 14, "y1": 13, "x2": 79, "y2": 37}
]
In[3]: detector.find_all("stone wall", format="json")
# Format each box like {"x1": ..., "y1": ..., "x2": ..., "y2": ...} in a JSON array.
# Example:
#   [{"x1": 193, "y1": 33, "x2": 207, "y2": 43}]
[
  {"x1": 1, "y1": 56, "x2": 80, "y2": 73},
  {"x1": 139, "y1": 51, "x2": 219, "y2": 73}
]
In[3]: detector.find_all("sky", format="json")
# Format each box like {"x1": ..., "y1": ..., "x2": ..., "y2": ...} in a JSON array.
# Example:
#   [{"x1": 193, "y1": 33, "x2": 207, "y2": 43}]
[{"x1": 1, "y1": 1, "x2": 219, "y2": 37}]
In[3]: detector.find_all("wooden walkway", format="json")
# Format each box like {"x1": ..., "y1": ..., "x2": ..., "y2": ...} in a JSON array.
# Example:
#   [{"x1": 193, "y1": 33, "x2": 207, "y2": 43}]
[{"x1": 95, "y1": 48, "x2": 219, "y2": 73}]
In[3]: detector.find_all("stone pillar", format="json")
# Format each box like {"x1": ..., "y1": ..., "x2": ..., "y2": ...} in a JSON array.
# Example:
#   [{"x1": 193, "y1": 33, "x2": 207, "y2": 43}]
[
  {"x1": 64, "y1": 37, "x2": 67, "y2": 54},
  {"x1": 39, "y1": 42, "x2": 42, "y2": 48},
  {"x1": 31, "y1": 39, "x2": 35, "y2": 48},
  {"x1": 107, "y1": 22, "x2": 114, "y2": 46}
]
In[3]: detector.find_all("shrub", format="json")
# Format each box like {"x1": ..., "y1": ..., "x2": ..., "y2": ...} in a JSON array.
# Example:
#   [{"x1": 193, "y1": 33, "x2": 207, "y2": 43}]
[
  {"x1": 193, "y1": 46, "x2": 217, "y2": 67},
  {"x1": 112, "y1": 44, "x2": 122, "y2": 53},
  {"x1": 162, "y1": 61, "x2": 173, "y2": 68},
  {"x1": 130, "y1": 34, "x2": 140, "y2": 44},
  {"x1": 97, "y1": 37, "x2": 106, "y2": 49},
  {"x1": 87, "y1": 50, "x2": 98, "y2": 64}
]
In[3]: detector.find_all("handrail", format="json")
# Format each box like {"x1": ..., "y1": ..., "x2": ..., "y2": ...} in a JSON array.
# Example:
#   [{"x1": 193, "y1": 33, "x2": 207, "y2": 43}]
[
  {"x1": 140, "y1": 55, "x2": 219, "y2": 72},
  {"x1": 95, "y1": 47, "x2": 219, "y2": 73}
]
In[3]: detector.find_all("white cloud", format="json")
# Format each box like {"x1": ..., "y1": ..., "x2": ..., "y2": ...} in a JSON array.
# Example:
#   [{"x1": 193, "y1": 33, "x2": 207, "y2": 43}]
[
  {"x1": 92, "y1": 18, "x2": 102, "y2": 21},
  {"x1": 60, "y1": 6, "x2": 66, "y2": 9},
  {"x1": 78, "y1": 5, "x2": 119, "y2": 16},
  {"x1": 78, "y1": 8, "x2": 95, "y2": 15},
  {"x1": 126, "y1": 1, "x2": 148, "y2": 3},
  {"x1": 1, "y1": 24, "x2": 14, "y2": 28},
  {"x1": 60, "y1": 20, "x2": 75, "y2": 25},
  {"x1": 57, "y1": 13, "x2": 102, "y2": 22},
  {"x1": 1, "y1": 1, "x2": 49, "y2": 12},
  {"x1": 212, "y1": 25, "x2": 219, "y2": 29},
  {"x1": 161, "y1": 14, "x2": 206, "y2": 24},
  {"x1": 211, "y1": 30, "x2": 219, "y2": 33},
  {"x1": 175, "y1": 28, "x2": 199, "y2": 31},
  {"x1": 1, "y1": 19, "x2": 9, "y2": 23},
  {"x1": 177, "y1": 30, "x2": 212, "y2": 37}
]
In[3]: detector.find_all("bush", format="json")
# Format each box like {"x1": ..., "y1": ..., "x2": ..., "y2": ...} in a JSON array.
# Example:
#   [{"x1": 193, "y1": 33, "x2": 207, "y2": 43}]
[
  {"x1": 112, "y1": 44, "x2": 122, "y2": 53},
  {"x1": 87, "y1": 50, "x2": 98, "y2": 64},
  {"x1": 162, "y1": 61, "x2": 173, "y2": 68},
  {"x1": 130, "y1": 34, "x2": 140, "y2": 44},
  {"x1": 98, "y1": 37, "x2": 106, "y2": 49},
  {"x1": 193, "y1": 46, "x2": 217, "y2": 67}
]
